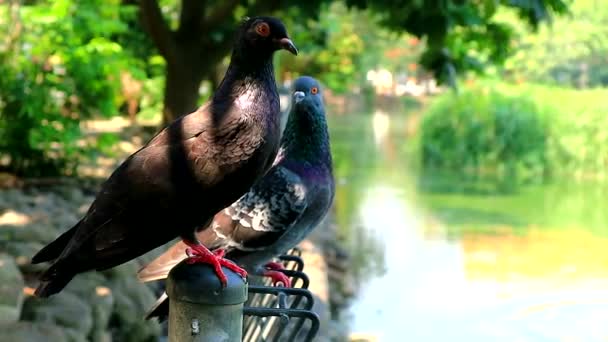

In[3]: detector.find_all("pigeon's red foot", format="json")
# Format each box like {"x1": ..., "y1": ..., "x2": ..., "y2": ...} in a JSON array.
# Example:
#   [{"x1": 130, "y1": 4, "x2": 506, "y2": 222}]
[
  {"x1": 263, "y1": 270, "x2": 291, "y2": 287},
  {"x1": 183, "y1": 242, "x2": 247, "y2": 287},
  {"x1": 264, "y1": 261, "x2": 285, "y2": 271},
  {"x1": 213, "y1": 248, "x2": 226, "y2": 258},
  {"x1": 262, "y1": 261, "x2": 290, "y2": 286}
]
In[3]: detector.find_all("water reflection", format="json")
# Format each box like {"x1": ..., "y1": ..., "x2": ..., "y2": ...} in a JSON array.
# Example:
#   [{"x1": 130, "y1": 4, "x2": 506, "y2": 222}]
[
  {"x1": 372, "y1": 110, "x2": 390, "y2": 147},
  {"x1": 329, "y1": 111, "x2": 608, "y2": 342}
]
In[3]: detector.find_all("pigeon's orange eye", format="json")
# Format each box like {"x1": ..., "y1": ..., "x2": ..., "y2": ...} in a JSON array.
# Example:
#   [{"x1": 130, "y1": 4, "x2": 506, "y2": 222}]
[
  {"x1": 256, "y1": 22, "x2": 270, "y2": 37},
  {"x1": 311, "y1": 87, "x2": 318, "y2": 94}
]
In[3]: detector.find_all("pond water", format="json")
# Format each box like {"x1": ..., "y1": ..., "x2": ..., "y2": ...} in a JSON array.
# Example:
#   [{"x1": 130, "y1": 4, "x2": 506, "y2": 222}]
[{"x1": 328, "y1": 110, "x2": 608, "y2": 342}]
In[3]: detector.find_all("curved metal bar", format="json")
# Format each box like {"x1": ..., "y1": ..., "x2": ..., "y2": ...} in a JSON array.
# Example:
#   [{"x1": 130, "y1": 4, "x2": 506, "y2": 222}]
[
  {"x1": 287, "y1": 247, "x2": 302, "y2": 257},
  {"x1": 246, "y1": 285, "x2": 315, "y2": 311},
  {"x1": 242, "y1": 308, "x2": 320, "y2": 342},
  {"x1": 242, "y1": 248, "x2": 320, "y2": 342},
  {"x1": 280, "y1": 269, "x2": 310, "y2": 290},
  {"x1": 278, "y1": 255, "x2": 304, "y2": 272}
]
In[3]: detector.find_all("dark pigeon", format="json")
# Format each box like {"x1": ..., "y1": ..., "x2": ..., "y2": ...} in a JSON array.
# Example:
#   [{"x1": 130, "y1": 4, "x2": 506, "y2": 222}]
[
  {"x1": 30, "y1": 17, "x2": 298, "y2": 297},
  {"x1": 138, "y1": 76, "x2": 335, "y2": 320}
]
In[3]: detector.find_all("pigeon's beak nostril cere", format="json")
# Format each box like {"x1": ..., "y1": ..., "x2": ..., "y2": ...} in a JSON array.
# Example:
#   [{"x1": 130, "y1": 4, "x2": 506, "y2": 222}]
[{"x1": 293, "y1": 91, "x2": 305, "y2": 104}]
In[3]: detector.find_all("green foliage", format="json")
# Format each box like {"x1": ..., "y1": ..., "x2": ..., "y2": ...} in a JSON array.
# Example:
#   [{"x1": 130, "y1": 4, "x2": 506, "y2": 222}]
[
  {"x1": 136, "y1": 76, "x2": 165, "y2": 122},
  {"x1": 505, "y1": 84, "x2": 608, "y2": 178},
  {"x1": 501, "y1": 0, "x2": 608, "y2": 87},
  {"x1": 0, "y1": 0, "x2": 576, "y2": 177},
  {"x1": 420, "y1": 81, "x2": 608, "y2": 181},
  {"x1": 277, "y1": 2, "x2": 423, "y2": 94},
  {"x1": 310, "y1": 3, "x2": 365, "y2": 92},
  {"x1": 0, "y1": 0, "x2": 150, "y2": 176},
  {"x1": 280, "y1": 0, "x2": 571, "y2": 92},
  {"x1": 276, "y1": 2, "x2": 367, "y2": 93},
  {"x1": 346, "y1": 0, "x2": 569, "y2": 85},
  {"x1": 420, "y1": 83, "x2": 549, "y2": 180}
]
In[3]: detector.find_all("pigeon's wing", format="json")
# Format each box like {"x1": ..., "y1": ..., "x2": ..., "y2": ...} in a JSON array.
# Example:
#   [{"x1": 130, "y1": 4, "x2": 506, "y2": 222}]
[
  {"x1": 137, "y1": 165, "x2": 308, "y2": 282},
  {"x1": 91, "y1": 112, "x2": 263, "y2": 266},
  {"x1": 46, "y1": 106, "x2": 246, "y2": 271},
  {"x1": 222, "y1": 165, "x2": 308, "y2": 251}
]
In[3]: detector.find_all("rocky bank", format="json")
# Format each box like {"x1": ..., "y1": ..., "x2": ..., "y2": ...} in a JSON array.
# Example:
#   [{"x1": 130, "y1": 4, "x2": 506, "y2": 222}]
[
  {"x1": 0, "y1": 178, "x2": 355, "y2": 342},
  {"x1": 0, "y1": 181, "x2": 164, "y2": 342}
]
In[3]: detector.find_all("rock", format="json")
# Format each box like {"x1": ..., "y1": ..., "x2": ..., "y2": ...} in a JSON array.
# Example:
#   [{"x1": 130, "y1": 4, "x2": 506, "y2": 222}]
[
  {"x1": 102, "y1": 259, "x2": 140, "y2": 280},
  {"x1": 0, "y1": 210, "x2": 31, "y2": 226},
  {"x1": 0, "y1": 254, "x2": 25, "y2": 324},
  {"x1": 0, "y1": 321, "x2": 83, "y2": 342},
  {"x1": 107, "y1": 262, "x2": 161, "y2": 342},
  {"x1": 327, "y1": 268, "x2": 344, "y2": 283},
  {"x1": 21, "y1": 290, "x2": 93, "y2": 336},
  {"x1": 1, "y1": 183, "x2": 162, "y2": 341},
  {"x1": 1, "y1": 189, "x2": 27, "y2": 210},
  {"x1": 58, "y1": 327, "x2": 89, "y2": 342},
  {"x1": 2, "y1": 241, "x2": 46, "y2": 273},
  {"x1": 55, "y1": 186, "x2": 83, "y2": 203},
  {"x1": 297, "y1": 240, "x2": 331, "y2": 338},
  {"x1": 64, "y1": 273, "x2": 114, "y2": 342},
  {"x1": 340, "y1": 274, "x2": 357, "y2": 298},
  {"x1": 329, "y1": 290, "x2": 344, "y2": 308},
  {"x1": 90, "y1": 331, "x2": 112, "y2": 342},
  {"x1": 326, "y1": 258, "x2": 349, "y2": 275},
  {"x1": 304, "y1": 212, "x2": 354, "y2": 342},
  {"x1": 50, "y1": 213, "x2": 79, "y2": 231},
  {"x1": 0, "y1": 224, "x2": 60, "y2": 246},
  {"x1": 77, "y1": 202, "x2": 92, "y2": 215},
  {"x1": 0, "y1": 172, "x2": 22, "y2": 189}
]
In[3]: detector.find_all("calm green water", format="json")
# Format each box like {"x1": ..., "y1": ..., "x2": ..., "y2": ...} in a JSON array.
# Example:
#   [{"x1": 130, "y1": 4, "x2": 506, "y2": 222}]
[{"x1": 328, "y1": 110, "x2": 608, "y2": 342}]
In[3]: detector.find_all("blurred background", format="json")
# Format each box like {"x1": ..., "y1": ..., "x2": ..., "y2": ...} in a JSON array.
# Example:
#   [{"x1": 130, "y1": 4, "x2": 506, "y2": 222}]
[{"x1": 1, "y1": 0, "x2": 607, "y2": 341}]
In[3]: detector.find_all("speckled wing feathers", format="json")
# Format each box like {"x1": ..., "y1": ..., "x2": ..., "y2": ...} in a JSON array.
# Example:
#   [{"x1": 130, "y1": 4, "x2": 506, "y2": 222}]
[{"x1": 219, "y1": 166, "x2": 307, "y2": 250}]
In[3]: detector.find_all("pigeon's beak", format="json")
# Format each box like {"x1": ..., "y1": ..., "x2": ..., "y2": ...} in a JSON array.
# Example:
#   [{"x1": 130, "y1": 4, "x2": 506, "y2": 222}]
[
  {"x1": 279, "y1": 38, "x2": 298, "y2": 56},
  {"x1": 293, "y1": 91, "x2": 305, "y2": 104}
]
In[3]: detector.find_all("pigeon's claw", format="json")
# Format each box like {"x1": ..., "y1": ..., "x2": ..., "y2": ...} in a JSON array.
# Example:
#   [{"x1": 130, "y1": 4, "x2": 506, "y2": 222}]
[
  {"x1": 213, "y1": 249, "x2": 226, "y2": 258},
  {"x1": 218, "y1": 258, "x2": 248, "y2": 279},
  {"x1": 264, "y1": 261, "x2": 285, "y2": 271},
  {"x1": 263, "y1": 270, "x2": 291, "y2": 287},
  {"x1": 185, "y1": 250, "x2": 229, "y2": 286},
  {"x1": 182, "y1": 242, "x2": 247, "y2": 287}
]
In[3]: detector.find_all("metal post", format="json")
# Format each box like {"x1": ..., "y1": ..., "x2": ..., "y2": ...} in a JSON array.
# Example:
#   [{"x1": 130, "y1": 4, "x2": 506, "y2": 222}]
[{"x1": 166, "y1": 260, "x2": 248, "y2": 342}]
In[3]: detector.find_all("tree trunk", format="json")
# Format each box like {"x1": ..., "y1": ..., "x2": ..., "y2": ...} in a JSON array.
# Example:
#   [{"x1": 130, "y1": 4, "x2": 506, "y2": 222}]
[
  {"x1": 161, "y1": 46, "x2": 230, "y2": 124},
  {"x1": 208, "y1": 65, "x2": 224, "y2": 95},
  {"x1": 139, "y1": 0, "x2": 285, "y2": 125},
  {"x1": 162, "y1": 63, "x2": 207, "y2": 124}
]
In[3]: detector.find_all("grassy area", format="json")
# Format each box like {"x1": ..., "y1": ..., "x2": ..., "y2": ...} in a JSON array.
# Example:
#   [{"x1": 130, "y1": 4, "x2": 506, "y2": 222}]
[{"x1": 419, "y1": 80, "x2": 608, "y2": 181}]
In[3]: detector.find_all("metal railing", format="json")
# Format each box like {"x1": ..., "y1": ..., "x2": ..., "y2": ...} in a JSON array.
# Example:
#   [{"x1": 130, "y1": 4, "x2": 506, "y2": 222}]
[
  {"x1": 243, "y1": 248, "x2": 320, "y2": 342},
  {"x1": 165, "y1": 248, "x2": 320, "y2": 342}
]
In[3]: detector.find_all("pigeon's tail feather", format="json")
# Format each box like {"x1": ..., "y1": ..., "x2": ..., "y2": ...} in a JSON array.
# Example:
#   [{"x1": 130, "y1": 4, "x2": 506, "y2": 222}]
[
  {"x1": 137, "y1": 241, "x2": 189, "y2": 282},
  {"x1": 31, "y1": 225, "x2": 77, "y2": 264},
  {"x1": 34, "y1": 265, "x2": 76, "y2": 297}
]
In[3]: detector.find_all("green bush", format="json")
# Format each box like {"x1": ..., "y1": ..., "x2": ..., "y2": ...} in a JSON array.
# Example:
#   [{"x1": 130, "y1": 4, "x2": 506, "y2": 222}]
[
  {"x1": 420, "y1": 84, "x2": 549, "y2": 180},
  {"x1": 520, "y1": 85, "x2": 608, "y2": 179},
  {"x1": 420, "y1": 81, "x2": 608, "y2": 181},
  {"x1": 0, "y1": 1, "x2": 154, "y2": 177}
]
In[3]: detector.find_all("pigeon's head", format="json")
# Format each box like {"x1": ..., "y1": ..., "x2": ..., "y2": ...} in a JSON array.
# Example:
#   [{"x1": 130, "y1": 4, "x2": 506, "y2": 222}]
[
  {"x1": 292, "y1": 76, "x2": 324, "y2": 114},
  {"x1": 237, "y1": 16, "x2": 298, "y2": 58}
]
